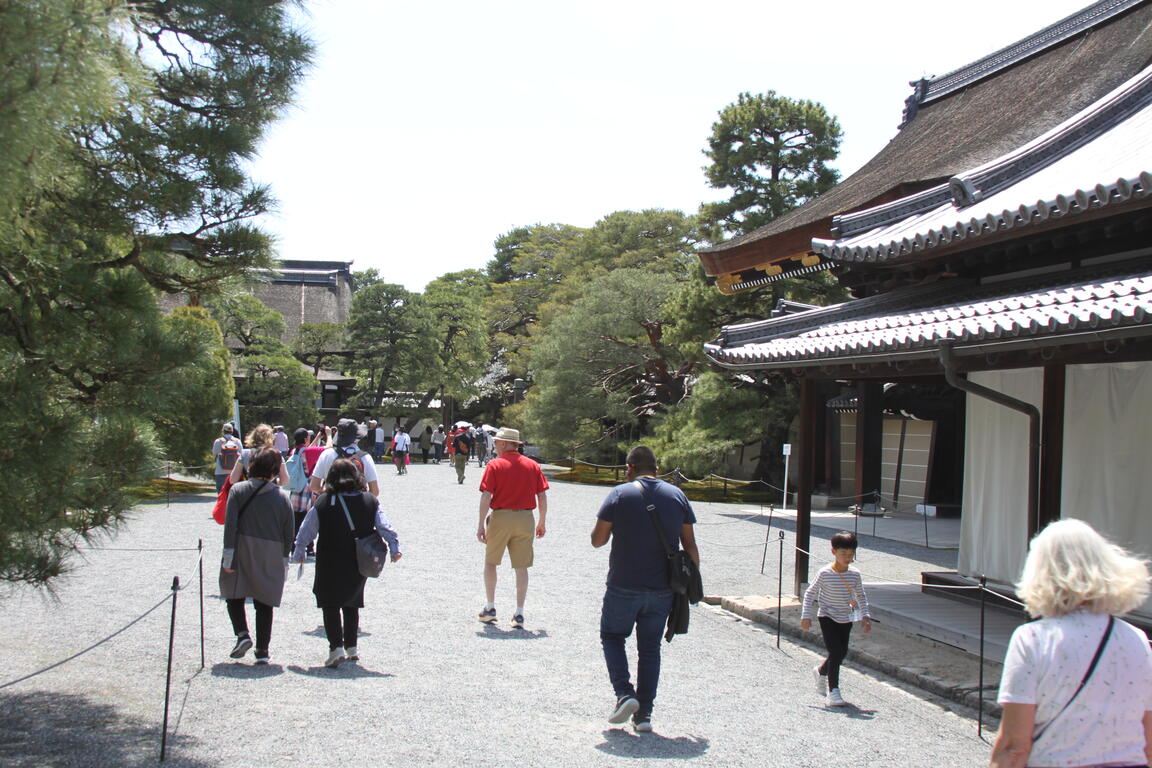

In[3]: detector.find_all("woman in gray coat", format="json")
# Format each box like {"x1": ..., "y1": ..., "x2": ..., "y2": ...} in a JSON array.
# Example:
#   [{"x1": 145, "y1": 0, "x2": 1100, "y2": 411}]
[{"x1": 220, "y1": 448, "x2": 295, "y2": 664}]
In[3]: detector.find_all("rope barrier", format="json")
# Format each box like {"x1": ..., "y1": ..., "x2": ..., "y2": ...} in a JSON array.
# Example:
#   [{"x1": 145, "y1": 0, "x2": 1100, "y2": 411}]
[
  {"x1": 0, "y1": 592, "x2": 174, "y2": 690},
  {"x1": 79, "y1": 546, "x2": 201, "y2": 552}
]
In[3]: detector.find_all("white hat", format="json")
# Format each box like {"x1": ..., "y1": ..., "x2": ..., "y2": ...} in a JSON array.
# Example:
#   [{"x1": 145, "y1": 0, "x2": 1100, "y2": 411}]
[{"x1": 493, "y1": 427, "x2": 523, "y2": 444}]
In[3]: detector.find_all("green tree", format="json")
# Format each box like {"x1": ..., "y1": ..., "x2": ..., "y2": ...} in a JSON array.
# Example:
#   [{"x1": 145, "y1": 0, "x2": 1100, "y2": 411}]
[
  {"x1": 420, "y1": 271, "x2": 490, "y2": 419},
  {"x1": 525, "y1": 269, "x2": 688, "y2": 459},
  {"x1": 0, "y1": 1, "x2": 310, "y2": 584},
  {"x1": 152, "y1": 307, "x2": 236, "y2": 468},
  {"x1": 347, "y1": 283, "x2": 434, "y2": 408},
  {"x1": 208, "y1": 293, "x2": 319, "y2": 429},
  {"x1": 294, "y1": 322, "x2": 346, "y2": 375},
  {"x1": 702, "y1": 91, "x2": 842, "y2": 235}
]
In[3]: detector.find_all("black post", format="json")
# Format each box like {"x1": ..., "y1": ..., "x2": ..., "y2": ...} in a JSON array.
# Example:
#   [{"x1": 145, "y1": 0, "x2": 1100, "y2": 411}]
[
  {"x1": 760, "y1": 526, "x2": 771, "y2": 575},
  {"x1": 198, "y1": 539, "x2": 205, "y2": 669},
  {"x1": 979, "y1": 575, "x2": 987, "y2": 739},
  {"x1": 160, "y1": 576, "x2": 179, "y2": 761},
  {"x1": 776, "y1": 531, "x2": 784, "y2": 648}
]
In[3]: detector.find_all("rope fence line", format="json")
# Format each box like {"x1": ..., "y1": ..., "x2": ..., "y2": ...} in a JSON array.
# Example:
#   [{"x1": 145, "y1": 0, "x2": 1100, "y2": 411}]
[
  {"x1": 0, "y1": 539, "x2": 208, "y2": 760},
  {"x1": 0, "y1": 591, "x2": 174, "y2": 690}
]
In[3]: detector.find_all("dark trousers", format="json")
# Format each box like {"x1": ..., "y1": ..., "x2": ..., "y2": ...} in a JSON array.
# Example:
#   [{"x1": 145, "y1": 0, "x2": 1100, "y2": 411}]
[
  {"x1": 600, "y1": 586, "x2": 674, "y2": 716},
  {"x1": 322, "y1": 606, "x2": 360, "y2": 650},
  {"x1": 818, "y1": 616, "x2": 853, "y2": 690},
  {"x1": 226, "y1": 598, "x2": 273, "y2": 652}
]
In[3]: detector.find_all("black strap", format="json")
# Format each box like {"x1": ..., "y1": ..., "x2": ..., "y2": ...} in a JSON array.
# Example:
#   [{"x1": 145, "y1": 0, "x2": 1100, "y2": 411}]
[
  {"x1": 234, "y1": 480, "x2": 267, "y2": 523},
  {"x1": 633, "y1": 480, "x2": 674, "y2": 558},
  {"x1": 1034, "y1": 615, "x2": 1115, "y2": 742}
]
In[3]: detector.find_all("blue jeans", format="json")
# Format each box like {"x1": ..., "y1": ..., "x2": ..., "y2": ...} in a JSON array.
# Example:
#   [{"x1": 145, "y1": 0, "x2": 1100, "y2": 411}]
[{"x1": 600, "y1": 585, "x2": 673, "y2": 716}]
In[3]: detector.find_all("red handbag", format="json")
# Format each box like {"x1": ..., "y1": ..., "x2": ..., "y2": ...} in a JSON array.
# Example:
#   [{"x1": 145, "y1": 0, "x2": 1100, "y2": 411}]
[{"x1": 212, "y1": 476, "x2": 233, "y2": 525}]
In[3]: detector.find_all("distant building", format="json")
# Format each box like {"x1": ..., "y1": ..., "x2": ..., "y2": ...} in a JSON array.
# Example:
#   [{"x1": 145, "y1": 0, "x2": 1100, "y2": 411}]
[{"x1": 253, "y1": 259, "x2": 354, "y2": 342}]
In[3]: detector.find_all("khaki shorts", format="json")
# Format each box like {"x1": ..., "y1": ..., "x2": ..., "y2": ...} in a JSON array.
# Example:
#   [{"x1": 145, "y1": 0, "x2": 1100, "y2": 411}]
[{"x1": 485, "y1": 509, "x2": 535, "y2": 568}]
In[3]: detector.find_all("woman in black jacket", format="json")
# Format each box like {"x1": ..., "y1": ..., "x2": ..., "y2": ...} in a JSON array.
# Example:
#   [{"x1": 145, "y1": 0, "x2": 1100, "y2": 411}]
[{"x1": 291, "y1": 458, "x2": 402, "y2": 668}]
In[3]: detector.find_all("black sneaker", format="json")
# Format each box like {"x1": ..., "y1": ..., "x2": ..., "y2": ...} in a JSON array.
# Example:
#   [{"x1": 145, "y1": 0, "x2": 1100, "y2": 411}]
[
  {"x1": 608, "y1": 695, "x2": 639, "y2": 724},
  {"x1": 254, "y1": 649, "x2": 270, "y2": 665},
  {"x1": 632, "y1": 713, "x2": 652, "y2": 733},
  {"x1": 511, "y1": 614, "x2": 525, "y2": 629},
  {"x1": 477, "y1": 607, "x2": 497, "y2": 624},
  {"x1": 229, "y1": 635, "x2": 253, "y2": 659}
]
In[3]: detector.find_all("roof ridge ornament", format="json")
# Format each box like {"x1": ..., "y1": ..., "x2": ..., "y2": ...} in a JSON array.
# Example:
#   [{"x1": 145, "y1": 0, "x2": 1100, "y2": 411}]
[{"x1": 898, "y1": 0, "x2": 1144, "y2": 125}]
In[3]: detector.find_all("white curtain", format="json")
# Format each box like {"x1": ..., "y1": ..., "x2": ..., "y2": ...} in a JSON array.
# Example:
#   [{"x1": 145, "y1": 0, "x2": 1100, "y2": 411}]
[
  {"x1": 1062, "y1": 362, "x2": 1152, "y2": 618},
  {"x1": 958, "y1": 368, "x2": 1043, "y2": 585}
]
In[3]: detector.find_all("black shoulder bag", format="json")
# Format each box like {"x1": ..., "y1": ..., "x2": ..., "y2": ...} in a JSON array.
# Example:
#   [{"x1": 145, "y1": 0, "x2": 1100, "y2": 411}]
[
  {"x1": 634, "y1": 480, "x2": 702, "y2": 604},
  {"x1": 337, "y1": 494, "x2": 388, "y2": 578},
  {"x1": 1032, "y1": 615, "x2": 1115, "y2": 743}
]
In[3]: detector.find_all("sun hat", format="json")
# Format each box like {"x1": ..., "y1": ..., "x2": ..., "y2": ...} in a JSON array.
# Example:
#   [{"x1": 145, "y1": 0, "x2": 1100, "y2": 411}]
[
  {"x1": 493, "y1": 427, "x2": 523, "y2": 444},
  {"x1": 336, "y1": 418, "x2": 365, "y2": 447}
]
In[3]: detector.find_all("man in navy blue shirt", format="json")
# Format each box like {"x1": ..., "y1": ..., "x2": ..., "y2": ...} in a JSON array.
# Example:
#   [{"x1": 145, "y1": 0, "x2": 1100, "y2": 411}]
[{"x1": 591, "y1": 445, "x2": 699, "y2": 733}]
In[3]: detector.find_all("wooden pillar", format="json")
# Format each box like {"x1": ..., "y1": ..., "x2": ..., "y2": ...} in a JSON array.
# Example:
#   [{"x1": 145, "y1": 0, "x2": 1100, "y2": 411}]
[
  {"x1": 854, "y1": 380, "x2": 884, "y2": 507},
  {"x1": 795, "y1": 377, "x2": 816, "y2": 596},
  {"x1": 1038, "y1": 364, "x2": 1066, "y2": 532}
]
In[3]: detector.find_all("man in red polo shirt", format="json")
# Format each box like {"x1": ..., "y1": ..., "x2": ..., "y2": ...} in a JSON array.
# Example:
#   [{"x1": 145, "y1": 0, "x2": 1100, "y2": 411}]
[{"x1": 475, "y1": 427, "x2": 549, "y2": 629}]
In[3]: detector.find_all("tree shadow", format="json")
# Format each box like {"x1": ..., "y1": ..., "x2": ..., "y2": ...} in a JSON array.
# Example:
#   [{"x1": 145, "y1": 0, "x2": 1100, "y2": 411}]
[
  {"x1": 0, "y1": 689, "x2": 214, "y2": 767},
  {"x1": 595, "y1": 729, "x2": 709, "y2": 759},
  {"x1": 475, "y1": 624, "x2": 549, "y2": 640}
]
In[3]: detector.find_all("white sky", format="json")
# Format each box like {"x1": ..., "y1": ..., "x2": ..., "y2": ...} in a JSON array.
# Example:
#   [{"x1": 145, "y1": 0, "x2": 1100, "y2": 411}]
[{"x1": 250, "y1": 0, "x2": 1093, "y2": 291}]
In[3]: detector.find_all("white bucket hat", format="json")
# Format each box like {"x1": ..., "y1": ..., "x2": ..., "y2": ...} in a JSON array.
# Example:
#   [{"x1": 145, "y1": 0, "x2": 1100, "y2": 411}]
[{"x1": 493, "y1": 427, "x2": 523, "y2": 444}]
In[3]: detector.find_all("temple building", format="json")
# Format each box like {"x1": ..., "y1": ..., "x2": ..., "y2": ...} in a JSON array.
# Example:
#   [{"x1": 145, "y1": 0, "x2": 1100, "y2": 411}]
[{"x1": 698, "y1": 0, "x2": 1152, "y2": 617}]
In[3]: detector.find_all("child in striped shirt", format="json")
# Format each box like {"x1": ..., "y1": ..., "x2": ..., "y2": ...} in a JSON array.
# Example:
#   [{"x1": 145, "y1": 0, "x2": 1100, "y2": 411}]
[{"x1": 800, "y1": 530, "x2": 872, "y2": 707}]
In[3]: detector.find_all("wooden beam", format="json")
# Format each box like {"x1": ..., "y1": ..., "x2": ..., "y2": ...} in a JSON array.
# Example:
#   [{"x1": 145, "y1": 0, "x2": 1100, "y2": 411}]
[
  {"x1": 1039, "y1": 364, "x2": 1066, "y2": 529},
  {"x1": 795, "y1": 378, "x2": 816, "y2": 596}
]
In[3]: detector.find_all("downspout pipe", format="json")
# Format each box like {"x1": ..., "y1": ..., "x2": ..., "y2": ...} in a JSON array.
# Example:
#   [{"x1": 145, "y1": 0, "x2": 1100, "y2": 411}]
[{"x1": 938, "y1": 342, "x2": 1042, "y2": 540}]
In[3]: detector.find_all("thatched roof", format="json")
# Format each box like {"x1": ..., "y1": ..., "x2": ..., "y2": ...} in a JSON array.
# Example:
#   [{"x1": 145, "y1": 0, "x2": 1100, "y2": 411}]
[{"x1": 699, "y1": 0, "x2": 1152, "y2": 279}]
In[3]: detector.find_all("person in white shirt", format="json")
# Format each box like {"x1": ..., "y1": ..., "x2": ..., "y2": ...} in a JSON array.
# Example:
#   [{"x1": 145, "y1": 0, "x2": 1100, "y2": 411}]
[
  {"x1": 990, "y1": 519, "x2": 1152, "y2": 768},
  {"x1": 800, "y1": 530, "x2": 871, "y2": 707},
  {"x1": 392, "y1": 428, "x2": 411, "y2": 475}
]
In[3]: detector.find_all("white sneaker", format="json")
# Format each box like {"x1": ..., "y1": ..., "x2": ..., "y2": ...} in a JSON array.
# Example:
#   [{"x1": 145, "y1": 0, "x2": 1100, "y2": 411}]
[
  {"x1": 325, "y1": 648, "x2": 346, "y2": 668},
  {"x1": 344, "y1": 646, "x2": 359, "y2": 662},
  {"x1": 812, "y1": 666, "x2": 825, "y2": 696},
  {"x1": 826, "y1": 688, "x2": 847, "y2": 707}
]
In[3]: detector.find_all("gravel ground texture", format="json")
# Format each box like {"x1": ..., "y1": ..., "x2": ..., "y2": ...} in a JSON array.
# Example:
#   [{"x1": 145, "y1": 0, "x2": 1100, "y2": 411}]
[{"x1": 0, "y1": 460, "x2": 992, "y2": 767}]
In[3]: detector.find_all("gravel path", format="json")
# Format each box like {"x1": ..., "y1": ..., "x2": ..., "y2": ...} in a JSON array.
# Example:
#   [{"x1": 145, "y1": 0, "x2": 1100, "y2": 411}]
[{"x1": 0, "y1": 461, "x2": 988, "y2": 767}]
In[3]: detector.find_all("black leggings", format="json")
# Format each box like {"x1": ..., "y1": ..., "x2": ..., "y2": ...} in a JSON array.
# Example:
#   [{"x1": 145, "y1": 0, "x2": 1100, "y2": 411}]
[
  {"x1": 818, "y1": 616, "x2": 853, "y2": 690},
  {"x1": 226, "y1": 598, "x2": 273, "y2": 652},
  {"x1": 322, "y1": 606, "x2": 360, "y2": 650}
]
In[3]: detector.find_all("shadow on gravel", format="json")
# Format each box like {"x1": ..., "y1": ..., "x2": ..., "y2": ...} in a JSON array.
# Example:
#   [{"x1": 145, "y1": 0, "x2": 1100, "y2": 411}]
[
  {"x1": 805, "y1": 703, "x2": 877, "y2": 720},
  {"x1": 210, "y1": 662, "x2": 286, "y2": 679},
  {"x1": 595, "y1": 729, "x2": 709, "y2": 759},
  {"x1": 475, "y1": 626, "x2": 549, "y2": 640},
  {"x1": 0, "y1": 689, "x2": 213, "y2": 768},
  {"x1": 286, "y1": 664, "x2": 395, "y2": 678},
  {"x1": 299, "y1": 625, "x2": 374, "y2": 640}
]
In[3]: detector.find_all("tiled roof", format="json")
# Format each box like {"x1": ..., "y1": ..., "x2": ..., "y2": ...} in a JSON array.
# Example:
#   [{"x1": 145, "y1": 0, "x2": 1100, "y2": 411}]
[
  {"x1": 705, "y1": 273, "x2": 1152, "y2": 369},
  {"x1": 815, "y1": 65, "x2": 1152, "y2": 262}
]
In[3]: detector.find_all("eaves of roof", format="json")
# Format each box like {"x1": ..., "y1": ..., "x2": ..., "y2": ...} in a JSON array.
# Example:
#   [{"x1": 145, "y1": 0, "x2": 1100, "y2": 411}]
[
  {"x1": 814, "y1": 65, "x2": 1152, "y2": 262},
  {"x1": 697, "y1": 0, "x2": 1152, "y2": 277},
  {"x1": 705, "y1": 271, "x2": 1152, "y2": 370}
]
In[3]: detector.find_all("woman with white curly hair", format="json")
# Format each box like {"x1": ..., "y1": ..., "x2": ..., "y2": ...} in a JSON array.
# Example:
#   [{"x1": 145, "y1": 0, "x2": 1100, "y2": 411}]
[{"x1": 990, "y1": 518, "x2": 1152, "y2": 768}]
